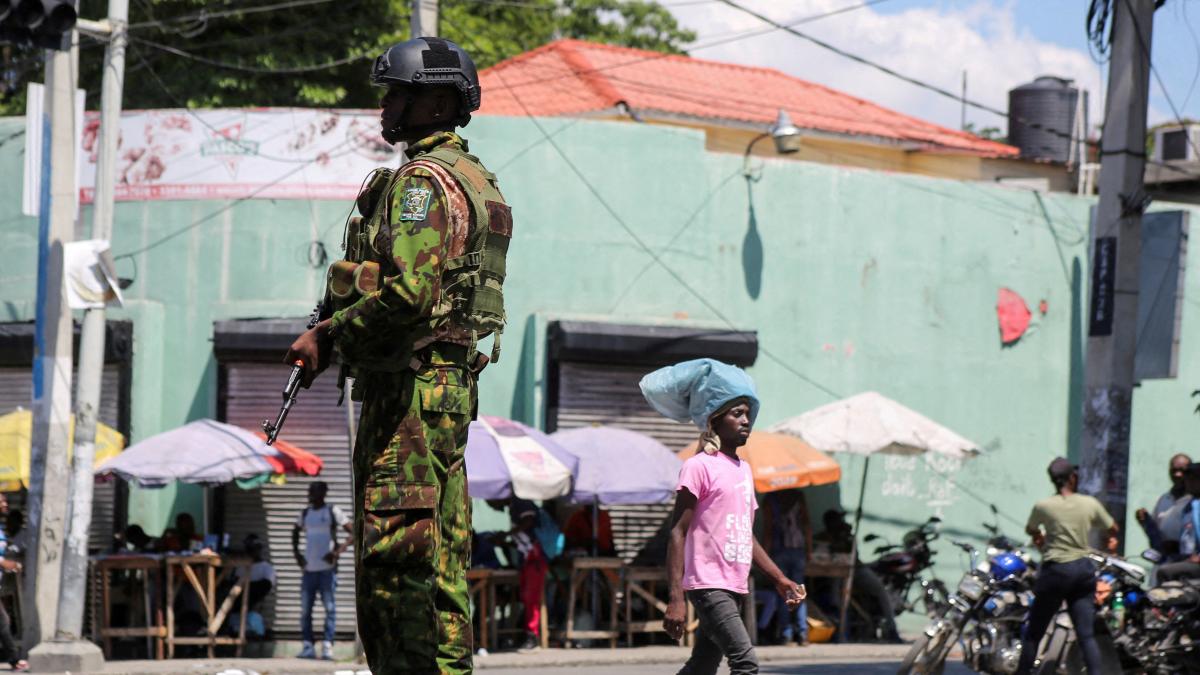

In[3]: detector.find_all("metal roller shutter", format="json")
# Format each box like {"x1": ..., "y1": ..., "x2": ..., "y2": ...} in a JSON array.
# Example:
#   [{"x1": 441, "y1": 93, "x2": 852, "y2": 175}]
[
  {"x1": 220, "y1": 363, "x2": 357, "y2": 639},
  {"x1": 0, "y1": 365, "x2": 122, "y2": 551},
  {"x1": 550, "y1": 362, "x2": 696, "y2": 564}
]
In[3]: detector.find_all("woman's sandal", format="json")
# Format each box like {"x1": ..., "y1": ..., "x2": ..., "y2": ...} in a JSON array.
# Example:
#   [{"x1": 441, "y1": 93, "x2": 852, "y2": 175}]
[{"x1": 12, "y1": 659, "x2": 28, "y2": 672}]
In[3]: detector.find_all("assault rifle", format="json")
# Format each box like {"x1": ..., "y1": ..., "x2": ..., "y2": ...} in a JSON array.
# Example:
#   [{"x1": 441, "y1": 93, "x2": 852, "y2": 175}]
[{"x1": 262, "y1": 302, "x2": 326, "y2": 445}]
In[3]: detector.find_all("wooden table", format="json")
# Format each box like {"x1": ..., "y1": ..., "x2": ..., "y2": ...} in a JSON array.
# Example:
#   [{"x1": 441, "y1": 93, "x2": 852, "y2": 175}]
[
  {"x1": 91, "y1": 555, "x2": 166, "y2": 660},
  {"x1": 807, "y1": 556, "x2": 854, "y2": 641},
  {"x1": 467, "y1": 568, "x2": 521, "y2": 652},
  {"x1": 620, "y1": 566, "x2": 671, "y2": 646},
  {"x1": 164, "y1": 554, "x2": 251, "y2": 658},
  {"x1": 557, "y1": 557, "x2": 623, "y2": 648}
]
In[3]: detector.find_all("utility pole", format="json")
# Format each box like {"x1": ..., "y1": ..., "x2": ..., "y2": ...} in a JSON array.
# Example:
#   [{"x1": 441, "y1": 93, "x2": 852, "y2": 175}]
[
  {"x1": 1079, "y1": 0, "x2": 1156, "y2": 545},
  {"x1": 46, "y1": 0, "x2": 127, "y2": 668},
  {"x1": 23, "y1": 39, "x2": 78, "y2": 658},
  {"x1": 411, "y1": 0, "x2": 438, "y2": 38}
]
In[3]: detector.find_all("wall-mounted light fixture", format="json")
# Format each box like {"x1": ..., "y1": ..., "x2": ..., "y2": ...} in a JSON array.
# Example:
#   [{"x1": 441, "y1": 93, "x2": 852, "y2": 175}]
[{"x1": 743, "y1": 109, "x2": 803, "y2": 178}]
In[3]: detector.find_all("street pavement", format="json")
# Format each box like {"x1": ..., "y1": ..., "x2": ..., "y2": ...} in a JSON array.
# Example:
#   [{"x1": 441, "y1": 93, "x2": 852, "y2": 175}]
[
  {"x1": 481, "y1": 663, "x2": 977, "y2": 674},
  {"x1": 33, "y1": 644, "x2": 978, "y2": 674}
]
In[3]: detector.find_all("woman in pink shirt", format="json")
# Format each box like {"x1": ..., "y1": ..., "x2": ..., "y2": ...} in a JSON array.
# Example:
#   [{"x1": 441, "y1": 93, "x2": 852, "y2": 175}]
[{"x1": 645, "y1": 363, "x2": 804, "y2": 675}]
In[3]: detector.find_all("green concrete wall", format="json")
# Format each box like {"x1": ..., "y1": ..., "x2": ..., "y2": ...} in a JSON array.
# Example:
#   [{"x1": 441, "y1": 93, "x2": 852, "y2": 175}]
[{"x1": 2, "y1": 114, "x2": 1198, "y2": 605}]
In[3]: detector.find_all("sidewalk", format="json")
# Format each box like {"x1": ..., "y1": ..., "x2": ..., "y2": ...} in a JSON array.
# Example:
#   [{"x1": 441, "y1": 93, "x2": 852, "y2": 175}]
[{"x1": 44, "y1": 644, "x2": 914, "y2": 674}]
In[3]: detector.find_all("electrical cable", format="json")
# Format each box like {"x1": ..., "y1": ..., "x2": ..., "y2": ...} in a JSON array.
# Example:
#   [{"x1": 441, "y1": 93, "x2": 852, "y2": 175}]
[
  {"x1": 129, "y1": 35, "x2": 371, "y2": 75},
  {"x1": 1177, "y1": 0, "x2": 1200, "y2": 111},
  {"x1": 443, "y1": 16, "x2": 1068, "y2": 531},
  {"x1": 112, "y1": 161, "x2": 318, "y2": 260},
  {"x1": 482, "y1": 0, "x2": 905, "y2": 99},
  {"x1": 1123, "y1": 0, "x2": 1200, "y2": 164},
  {"x1": 714, "y1": 0, "x2": 1200, "y2": 183},
  {"x1": 126, "y1": 0, "x2": 339, "y2": 31},
  {"x1": 131, "y1": 46, "x2": 369, "y2": 165}
]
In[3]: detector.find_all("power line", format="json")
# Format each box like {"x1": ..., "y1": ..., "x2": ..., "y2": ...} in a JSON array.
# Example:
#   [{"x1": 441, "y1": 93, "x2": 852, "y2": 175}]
[
  {"x1": 1123, "y1": 0, "x2": 1200, "y2": 162},
  {"x1": 130, "y1": 35, "x2": 371, "y2": 75},
  {"x1": 443, "y1": 18, "x2": 1083, "y2": 529},
  {"x1": 483, "y1": 0, "x2": 905, "y2": 100},
  {"x1": 126, "y1": 0, "x2": 339, "y2": 31},
  {"x1": 714, "y1": 0, "x2": 1200, "y2": 182},
  {"x1": 112, "y1": 161, "x2": 319, "y2": 260},
  {"x1": 131, "y1": 46, "x2": 367, "y2": 165}
]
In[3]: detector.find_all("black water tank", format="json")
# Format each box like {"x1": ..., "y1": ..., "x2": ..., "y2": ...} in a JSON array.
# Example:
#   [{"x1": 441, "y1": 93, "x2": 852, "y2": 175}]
[{"x1": 1008, "y1": 76, "x2": 1080, "y2": 163}]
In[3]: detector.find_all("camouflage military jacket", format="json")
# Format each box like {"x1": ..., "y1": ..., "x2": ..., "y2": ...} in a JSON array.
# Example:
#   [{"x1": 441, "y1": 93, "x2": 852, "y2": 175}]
[{"x1": 328, "y1": 131, "x2": 475, "y2": 367}]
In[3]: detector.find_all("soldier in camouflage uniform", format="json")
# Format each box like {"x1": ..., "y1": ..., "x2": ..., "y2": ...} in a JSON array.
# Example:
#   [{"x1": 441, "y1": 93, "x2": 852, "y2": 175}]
[{"x1": 286, "y1": 37, "x2": 511, "y2": 675}]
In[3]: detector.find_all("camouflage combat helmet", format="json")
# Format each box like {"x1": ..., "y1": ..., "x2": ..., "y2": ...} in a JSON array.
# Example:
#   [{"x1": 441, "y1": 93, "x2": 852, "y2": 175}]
[{"x1": 371, "y1": 37, "x2": 481, "y2": 114}]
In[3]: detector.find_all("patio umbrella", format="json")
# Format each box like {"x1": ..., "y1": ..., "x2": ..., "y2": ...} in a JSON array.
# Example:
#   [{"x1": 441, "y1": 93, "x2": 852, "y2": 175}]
[
  {"x1": 251, "y1": 432, "x2": 324, "y2": 477},
  {"x1": 550, "y1": 426, "x2": 682, "y2": 505},
  {"x1": 769, "y1": 390, "x2": 980, "y2": 527},
  {"x1": 0, "y1": 407, "x2": 125, "y2": 491},
  {"x1": 769, "y1": 391, "x2": 981, "y2": 640},
  {"x1": 679, "y1": 431, "x2": 842, "y2": 494},
  {"x1": 95, "y1": 418, "x2": 312, "y2": 488},
  {"x1": 465, "y1": 416, "x2": 578, "y2": 500}
]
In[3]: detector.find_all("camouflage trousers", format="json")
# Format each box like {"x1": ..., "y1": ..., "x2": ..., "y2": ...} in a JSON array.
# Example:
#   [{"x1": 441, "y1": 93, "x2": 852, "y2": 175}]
[{"x1": 352, "y1": 347, "x2": 475, "y2": 675}]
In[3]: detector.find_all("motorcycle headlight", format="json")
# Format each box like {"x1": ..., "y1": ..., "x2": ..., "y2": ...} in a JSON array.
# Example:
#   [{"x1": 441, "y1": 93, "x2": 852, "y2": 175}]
[{"x1": 958, "y1": 575, "x2": 985, "y2": 601}]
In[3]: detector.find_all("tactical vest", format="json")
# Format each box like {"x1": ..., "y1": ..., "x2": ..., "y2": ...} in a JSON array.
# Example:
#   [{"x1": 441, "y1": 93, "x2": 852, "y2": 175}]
[{"x1": 327, "y1": 142, "x2": 511, "y2": 373}]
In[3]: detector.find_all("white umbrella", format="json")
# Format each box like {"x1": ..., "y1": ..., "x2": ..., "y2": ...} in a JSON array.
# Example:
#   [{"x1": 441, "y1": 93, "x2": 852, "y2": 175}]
[
  {"x1": 770, "y1": 391, "x2": 981, "y2": 459},
  {"x1": 96, "y1": 418, "x2": 282, "y2": 487},
  {"x1": 769, "y1": 391, "x2": 981, "y2": 640}
]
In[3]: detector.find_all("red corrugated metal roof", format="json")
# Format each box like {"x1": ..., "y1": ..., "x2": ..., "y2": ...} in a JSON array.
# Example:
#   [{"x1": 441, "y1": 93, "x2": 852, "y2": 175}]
[{"x1": 479, "y1": 39, "x2": 1018, "y2": 157}]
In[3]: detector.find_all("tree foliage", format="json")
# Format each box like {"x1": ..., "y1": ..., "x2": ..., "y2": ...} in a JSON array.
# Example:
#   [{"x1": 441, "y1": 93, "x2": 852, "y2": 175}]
[{"x1": 0, "y1": 0, "x2": 694, "y2": 116}]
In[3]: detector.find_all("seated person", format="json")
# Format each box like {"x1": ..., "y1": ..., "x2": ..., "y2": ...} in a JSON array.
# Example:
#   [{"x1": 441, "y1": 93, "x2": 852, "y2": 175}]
[
  {"x1": 239, "y1": 535, "x2": 276, "y2": 610},
  {"x1": 813, "y1": 509, "x2": 899, "y2": 642},
  {"x1": 120, "y1": 524, "x2": 154, "y2": 553},
  {"x1": 471, "y1": 530, "x2": 504, "y2": 569},
  {"x1": 224, "y1": 535, "x2": 276, "y2": 639},
  {"x1": 562, "y1": 504, "x2": 615, "y2": 557}
]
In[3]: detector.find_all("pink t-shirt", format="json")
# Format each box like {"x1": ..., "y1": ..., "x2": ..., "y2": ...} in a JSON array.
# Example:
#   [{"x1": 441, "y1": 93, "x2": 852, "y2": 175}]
[{"x1": 677, "y1": 451, "x2": 758, "y2": 594}]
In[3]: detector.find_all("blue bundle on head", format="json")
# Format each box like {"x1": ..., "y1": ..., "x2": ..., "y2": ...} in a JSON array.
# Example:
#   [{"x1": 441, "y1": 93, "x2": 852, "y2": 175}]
[{"x1": 638, "y1": 358, "x2": 760, "y2": 430}]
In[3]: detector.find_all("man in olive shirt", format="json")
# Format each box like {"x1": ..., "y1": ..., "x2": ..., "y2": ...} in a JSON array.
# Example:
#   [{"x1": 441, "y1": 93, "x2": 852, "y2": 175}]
[{"x1": 1015, "y1": 457, "x2": 1120, "y2": 675}]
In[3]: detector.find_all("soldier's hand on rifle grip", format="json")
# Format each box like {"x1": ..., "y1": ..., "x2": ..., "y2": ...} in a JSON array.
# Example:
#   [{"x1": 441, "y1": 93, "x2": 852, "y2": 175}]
[{"x1": 285, "y1": 319, "x2": 334, "y2": 387}]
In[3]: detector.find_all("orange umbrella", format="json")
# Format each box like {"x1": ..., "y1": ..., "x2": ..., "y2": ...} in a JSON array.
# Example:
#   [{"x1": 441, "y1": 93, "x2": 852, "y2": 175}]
[{"x1": 680, "y1": 431, "x2": 841, "y2": 493}]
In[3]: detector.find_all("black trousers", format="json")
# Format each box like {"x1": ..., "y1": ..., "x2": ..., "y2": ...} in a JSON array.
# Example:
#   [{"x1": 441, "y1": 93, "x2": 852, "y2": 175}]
[
  {"x1": 1016, "y1": 557, "x2": 1101, "y2": 675},
  {"x1": 0, "y1": 600, "x2": 20, "y2": 666}
]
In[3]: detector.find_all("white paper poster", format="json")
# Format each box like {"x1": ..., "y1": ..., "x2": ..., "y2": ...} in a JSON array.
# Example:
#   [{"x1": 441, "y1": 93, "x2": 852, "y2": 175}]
[{"x1": 63, "y1": 239, "x2": 124, "y2": 309}]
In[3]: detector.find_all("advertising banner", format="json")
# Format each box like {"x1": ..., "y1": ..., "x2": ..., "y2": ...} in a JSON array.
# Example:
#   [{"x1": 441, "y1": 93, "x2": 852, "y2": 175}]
[{"x1": 73, "y1": 108, "x2": 400, "y2": 203}]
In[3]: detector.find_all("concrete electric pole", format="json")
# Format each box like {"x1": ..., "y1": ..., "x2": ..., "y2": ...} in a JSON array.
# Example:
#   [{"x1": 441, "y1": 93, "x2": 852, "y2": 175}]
[
  {"x1": 1080, "y1": 0, "x2": 1156, "y2": 542},
  {"x1": 41, "y1": 1, "x2": 129, "y2": 669},
  {"x1": 23, "y1": 41, "x2": 78, "y2": 657},
  {"x1": 411, "y1": 0, "x2": 438, "y2": 38}
]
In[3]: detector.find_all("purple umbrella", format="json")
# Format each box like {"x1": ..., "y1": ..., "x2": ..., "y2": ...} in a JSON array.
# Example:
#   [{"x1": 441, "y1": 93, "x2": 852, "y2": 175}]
[
  {"x1": 550, "y1": 426, "x2": 682, "y2": 505},
  {"x1": 466, "y1": 416, "x2": 579, "y2": 500}
]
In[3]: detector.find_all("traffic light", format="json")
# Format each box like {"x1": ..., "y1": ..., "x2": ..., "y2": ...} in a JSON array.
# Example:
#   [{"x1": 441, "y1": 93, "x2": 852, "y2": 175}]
[{"x1": 0, "y1": 0, "x2": 78, "y2": 50}]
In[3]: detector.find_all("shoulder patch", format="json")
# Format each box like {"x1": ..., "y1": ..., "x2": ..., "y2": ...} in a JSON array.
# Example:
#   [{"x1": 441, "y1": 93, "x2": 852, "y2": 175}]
[{"x1": 399, "y1": 187, "x2": 433, "y2": 221}]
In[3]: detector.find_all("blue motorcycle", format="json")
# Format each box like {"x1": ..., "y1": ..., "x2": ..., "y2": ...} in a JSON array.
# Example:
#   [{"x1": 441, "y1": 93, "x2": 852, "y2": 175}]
[{"x1": 898, "y1": 539, "x2": 1035, "y2": 675}]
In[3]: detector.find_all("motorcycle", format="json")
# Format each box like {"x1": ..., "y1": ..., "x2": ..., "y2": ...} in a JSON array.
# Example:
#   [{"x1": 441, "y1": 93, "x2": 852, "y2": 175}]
[
  {"x1": 1116, "y1": 549, "x2": 1200, "y2": 675},
  {"x1": 1036, "y1": 551, "x2": 1146, "y2": 675},
  {"x1": 863, "y1": 516, "x2": 951, "y2": 619},
  {"x1": 897, "y1": 538, "x2": 1035, "y2": 675}
]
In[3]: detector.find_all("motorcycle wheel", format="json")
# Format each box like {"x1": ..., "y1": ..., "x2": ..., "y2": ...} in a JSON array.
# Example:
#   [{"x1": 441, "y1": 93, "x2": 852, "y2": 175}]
[
  {"x1": 1034, "y1": 626, "x2": 1070, "y2": 675},
  {"x1": 896, "y1": 627, "x2": 951, "y2": 675}
]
